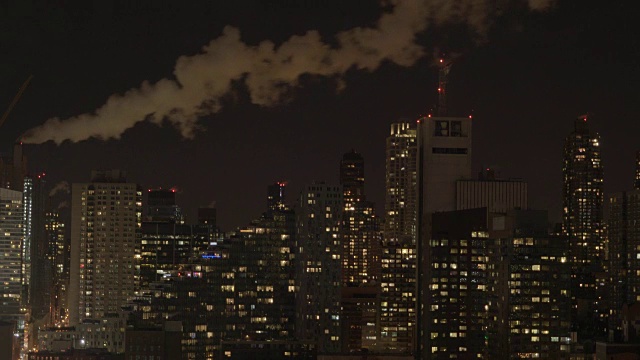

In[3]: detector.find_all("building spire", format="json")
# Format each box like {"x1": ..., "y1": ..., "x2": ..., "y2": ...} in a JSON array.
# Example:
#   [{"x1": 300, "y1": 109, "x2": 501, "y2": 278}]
[{"x1": 437, "y1": 57, "x2": 453, "y2": 117}]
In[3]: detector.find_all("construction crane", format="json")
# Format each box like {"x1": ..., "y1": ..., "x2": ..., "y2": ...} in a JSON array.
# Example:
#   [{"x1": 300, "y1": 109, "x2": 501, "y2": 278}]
[{"x1": 0, "y1": 75, "x2": 33, "y2": 130}]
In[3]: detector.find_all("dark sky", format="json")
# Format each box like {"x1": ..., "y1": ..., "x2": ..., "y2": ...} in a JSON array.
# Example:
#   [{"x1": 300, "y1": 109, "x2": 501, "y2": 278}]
[{"x1": 1, "y1": 0, "x2": 639, "y2": 230}]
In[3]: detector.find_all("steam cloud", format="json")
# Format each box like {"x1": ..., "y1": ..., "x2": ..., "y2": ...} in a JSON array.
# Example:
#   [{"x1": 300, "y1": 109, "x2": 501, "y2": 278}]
[
  {"x1": 21, "y1": 0, "x2": 553, "y2": 144},
  {"x1": 49, "y1": 180, "x2": 70, "y2": 196}
]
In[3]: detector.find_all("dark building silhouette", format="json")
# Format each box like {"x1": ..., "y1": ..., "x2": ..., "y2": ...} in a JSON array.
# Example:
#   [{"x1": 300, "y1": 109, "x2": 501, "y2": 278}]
[{"x1": 608, "y1": 154, "x2": 640, "y2": 341}]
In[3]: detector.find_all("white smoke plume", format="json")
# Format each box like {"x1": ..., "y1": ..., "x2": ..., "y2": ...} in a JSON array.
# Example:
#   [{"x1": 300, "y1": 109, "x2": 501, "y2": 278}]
[
  {"x1": 21, "y1": 0, "x2": 553, "y2": 144},
  {"x1": 49, "y1": 180, "x2": 70, "y2": 196},
  {"x1": 57, "y1": 201, "x2": 69, "y2": 210}
]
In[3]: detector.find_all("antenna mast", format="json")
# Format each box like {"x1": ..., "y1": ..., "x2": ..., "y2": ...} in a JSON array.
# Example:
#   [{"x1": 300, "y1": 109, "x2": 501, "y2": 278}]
[{"x1": 437, "y1": 59, "x2": 452, "y2": 117}]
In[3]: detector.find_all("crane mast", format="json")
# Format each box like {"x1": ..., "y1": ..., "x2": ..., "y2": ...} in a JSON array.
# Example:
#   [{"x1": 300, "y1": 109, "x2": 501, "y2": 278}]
[{"x1": 0, "y1": 75, "x2": 33, "y2": 130}]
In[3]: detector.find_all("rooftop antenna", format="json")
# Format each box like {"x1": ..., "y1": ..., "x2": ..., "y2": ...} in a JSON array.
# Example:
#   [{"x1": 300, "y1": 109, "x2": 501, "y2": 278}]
[{"x1": 437, "y1": 58, "x2": 452, "y2": 117}]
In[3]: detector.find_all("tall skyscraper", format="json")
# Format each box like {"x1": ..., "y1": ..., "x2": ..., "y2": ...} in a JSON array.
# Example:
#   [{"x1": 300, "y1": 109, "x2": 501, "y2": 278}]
[
  {"x1": 0, "y1": 188, "x2": 24, "y2": 315},
  {"x1": 380, "y1": 122, "x2": 418, "y2": 353},
  {"x1": 0, "y1": 188, "x2": 25, "y2": 357},
  {"x1": 487, "y1": 210, "x2": 571, "y2": 359},
  {"x1": 339, "y1": 150, "x2": 380, "y2": 286},
  {"x1": 267, "y1": 181, "x2": 287, "y2": 212},
  {"x1": 562, "y1": 115, "x2": 605, "y2": 338},
  {"x1": 426, "y1": 208, "x2": 489, "y2": 359},
  {"x1": 69, "y1": 170, "x2": 142, "y2": 324},
  {"x1": 417, "y1": 114, "x2": 472, "y2": 358},
  {"x1": 418, "y1": 115, "x2": 473, "y2": 214},
  {"x1": 23, "y1": 173, "x2": 49, "y2": 320},
  {"x1": 296, "y1": 182, "x2": 343, "y2": 353},
  {"x1": 45, "y1": 210, "x2": 68, "y2": 326},
  {"x1": 339, "y1": 151, "x2": 381, "y2": 351},
  {"x1": 608, "y1": 154, "x2": 640, "y2": 340}
]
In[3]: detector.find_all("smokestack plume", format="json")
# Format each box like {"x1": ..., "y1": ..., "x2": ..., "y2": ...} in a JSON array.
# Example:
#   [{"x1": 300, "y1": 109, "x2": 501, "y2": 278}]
[
  {"x1": 49, "y1": 180, "x2": 70, "y2": 196},
  {"x1": 20, "y1": 0, "x2": 553, "y2": 144}
]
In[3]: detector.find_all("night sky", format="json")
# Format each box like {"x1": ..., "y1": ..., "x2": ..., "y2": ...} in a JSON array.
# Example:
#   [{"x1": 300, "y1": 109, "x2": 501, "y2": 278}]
[{"x1": 1, "y1": 0, "x2": 639, "y2": 230}]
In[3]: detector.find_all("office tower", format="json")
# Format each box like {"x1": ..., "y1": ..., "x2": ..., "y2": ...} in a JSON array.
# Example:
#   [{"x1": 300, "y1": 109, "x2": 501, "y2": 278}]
[
  {"x1": 380, "y1": 122, "x2": 418, "y2": 353},
  {"x1": 562, "y1": 115, "x2": 605, "y2": 338},
  {"x1": 456, "y1": 169, "x2": 528, "y2": 213},
  {"x1": 417, "y1": 114, "x2": 473, "y2": 358},
  {"x1": 339, "y1": 151, "x2": 381, "y2": 351},
  {"x1": 45, "y1": 210, "x2": 68, "y2": 326},
  {"x1": 339, "y1": 151, "x2": 381, "y2": 286},
  {"x1": 0, "y1": 188, "x2": 24, "y2": 314},
  {"x1": 296, "y1": 182, "x2": 343, "y2": 353},
  {"x1": 23, "y1": 174, "x2": 49, "y2": 320},
  {"x1": 487, "y1": 210, "x2": 572, "y2": 359},
  {"x1": 608, "y1": 155, "x2": 640, "y2": 340},
  {"x1": 139, "y1": 222, "x2": 211, "y2": 289},
  {"x1": 418, "y1": 115, "x2": 473, "y2": 214},
  {"x1": 0, "y1": 188, "x2": 25, "y2": 359},
  {"x1": 146, "y1": 188, "x2": 182, "y2": 223},
  {"x1": 69, "y1": 170, "x2": 142, "y2": 325},
  {"x1": 425, "y1": 208, "x2": 489, "y2": 359}
]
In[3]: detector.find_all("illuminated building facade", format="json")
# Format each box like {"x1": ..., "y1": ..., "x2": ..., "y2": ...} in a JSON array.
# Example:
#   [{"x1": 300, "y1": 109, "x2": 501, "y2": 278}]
[
  {"x1": 562, "y1": 115, "x2": 605, "y2": 338},
  {"x1": 0, "y1": 188, "x2": 25, "y2": 358},
  {"x1": 0, "y1": 188, "x2": 24, "y2": 314},
  {"x1": 339, "y1": 151, "x2": 381, "y2": 351},
  {"x1": 340, "y1": 150, "x2": 381, "y2": 286},
  {"x1": 380, "y1": 122, "x2": 418, "y2": 353},
  {"x1": 487, "y1": 210, "x2": 572, "y2": 359},
  {"x1": 426, "y1": 208, "x2": 489, "y2": 359},
  {"x1": 139, "y1": 222, "x2": 211, "y2": 288},
  {"x1": 296, "y1": 182, "x2": 343, "y2": 353},
  {"x1": 69, "y1": 170, "x2": 142, "y2": 325},
  {"x1": 45, "y1": 210, "x2": 68, "y2": 325},
  {"x1": 23, "y1": 174, "x2": 49, "y2": 320}
]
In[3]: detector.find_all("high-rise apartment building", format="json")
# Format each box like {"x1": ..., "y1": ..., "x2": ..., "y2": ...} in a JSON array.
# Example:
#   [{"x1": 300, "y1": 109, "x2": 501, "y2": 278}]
[
  {"x1": 608, "y1": 154, "x2": 640, "y2": 341},
  {"x1": 487, "y1": 210, "x2": 572, "y2": 359},
  {"x1": 380, "y1": 122, "x2": 418, "y2": 353},
  {"x1": 426, "y1": 208, "x2": 489, "y2": 359},
  {"x1": 0, "y1": 188, "x2": 24, "y2": 315},
  {"x1": 0, "y1": 188, "x2": 25, "y2": 357},
  {"x1": 339, "y1": 151, "x2": 381, "y2": 351},
  {"x1": 23, "y1": 174, "x2": 49, "y2": 320},
  {"x1": 69, "y1": 170, "x2": 142, "y2": 324},
  {"x1": 339, "y1": 150, "x2": 380, "y2": 286},
  {"x1": 296, "y1": 183, "x2": 343, "y2": 353},
  {"x1": 45, "y1": 210, "x2": 68, "y2": 326},
  {"x1": 562, "y1": 115, "x2": 605, "y2": 338}
]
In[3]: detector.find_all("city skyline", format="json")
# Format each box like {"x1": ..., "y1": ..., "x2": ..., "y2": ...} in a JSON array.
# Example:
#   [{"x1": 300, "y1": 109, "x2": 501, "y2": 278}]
[{"x1": 1, "y1": 1, "x2": 639, "y2": 231}]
